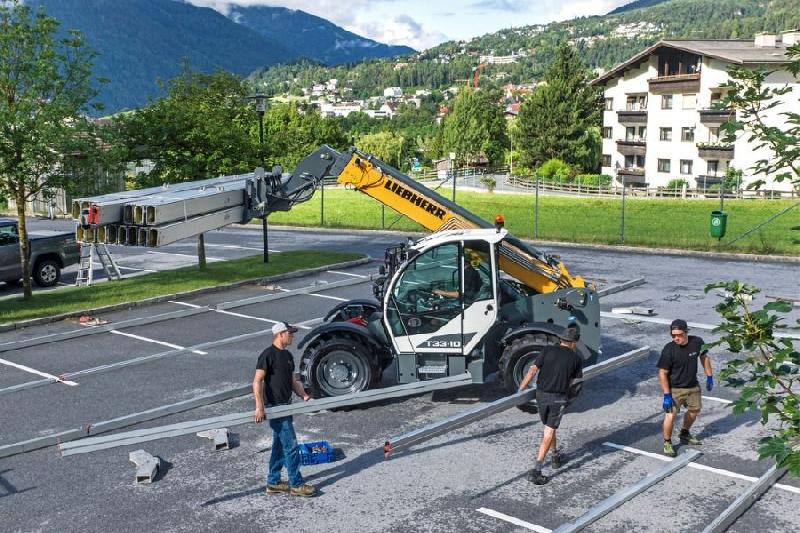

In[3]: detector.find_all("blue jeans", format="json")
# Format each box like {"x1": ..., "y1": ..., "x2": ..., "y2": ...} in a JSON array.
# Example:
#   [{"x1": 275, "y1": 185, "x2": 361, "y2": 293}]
[{"x1": 267, "y1": 415, "x2": 303, "y2": 487}]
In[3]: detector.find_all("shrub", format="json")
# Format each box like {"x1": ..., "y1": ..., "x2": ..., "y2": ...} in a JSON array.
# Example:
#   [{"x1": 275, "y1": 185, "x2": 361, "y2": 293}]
[
  {"x1": 510, "y1": 165, "x2": 535, "y2": 177},
  {"x1": 537, "y1": 159, "x2": 571, "y2": 182},
  {"x1": 574, "y1": 174, "x2": 612, "y2": 186},
  {"x1": 665, "y1": 178, "x2": 689, "y2": 190},
  {"x1": 479, "y1": 175, "x2": 497, "y2": 193}
]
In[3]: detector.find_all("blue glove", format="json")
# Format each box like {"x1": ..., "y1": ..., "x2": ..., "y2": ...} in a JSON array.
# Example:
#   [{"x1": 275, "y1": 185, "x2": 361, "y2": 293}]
[
  {"x1": 662, "y1": 393, "x2": 673, "y2": 413},
  {"x1": 706, "y1": 376, "x2": 714, "y2": 391}
]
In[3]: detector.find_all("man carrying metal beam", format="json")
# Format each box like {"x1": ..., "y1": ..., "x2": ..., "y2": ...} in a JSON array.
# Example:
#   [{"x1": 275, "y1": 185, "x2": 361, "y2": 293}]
[
  {"x1": 253, "y1": 322, "x2": 316, "y2": 497},
  {"x1": 518, "y1": 325, "x2": 584, "y2": 485}
]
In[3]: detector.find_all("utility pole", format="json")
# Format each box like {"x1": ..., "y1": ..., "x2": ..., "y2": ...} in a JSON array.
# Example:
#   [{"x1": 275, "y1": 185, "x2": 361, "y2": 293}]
[{"x1": 249, "y1": 93, "x2": 269, "y2": 263}]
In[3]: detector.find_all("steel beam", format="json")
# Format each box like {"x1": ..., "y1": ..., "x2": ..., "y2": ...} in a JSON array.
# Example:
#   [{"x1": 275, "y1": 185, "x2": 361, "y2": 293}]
[
  {"x1": 383, "y1": 346, "x2": 651, "y2": 456},
  {"x1": 601, "y1": 312, "x2": 800, "y2": 340},
  {"x1": 147, "y1": 206, "x2": 245, "y2": 247},
  {"x1": 596, "y1": 278, "x2": 645, "y2": 297},
  {"x1": 701, "y1": 465, "x2": 788, "y2": 533},
  {"x1": 59, "y1": 374, "x2": 473, "y2": 456},
  {"x1": 129, "y1": 450, "x2": 160, "y2": 484},
  {"x1": 553, "y1": 450, "x2": 701, "y2": 533}
]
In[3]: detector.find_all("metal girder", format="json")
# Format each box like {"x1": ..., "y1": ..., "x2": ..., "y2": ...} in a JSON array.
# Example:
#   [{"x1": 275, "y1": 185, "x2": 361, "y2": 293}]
[
  {"x1": 141, "y1": 188, "x2": 246, "y2": 226},
  {"x1": 146, "y1": 206, "x2": 245, "y2": 247},
  {"x1": 701, "y1": 465, "x2": 788, "y2": 533},
  {"x1": 129, "y1": 450, "x2": 160, "y2": 484},
  {"x1": 601, "y1": 312, "x2": 800, "y2": 340},
  {"x1": 553, "y1": 450, "x2": 701, "y2": 533},
  {"x1": 596, "y1": 277, "x2": 645, "y2": 297},
  {"x1": 59, "y1": 374, "x2": 473, "y2": 456},
  {"x1": 383, "y1": 346, "x2": 651, "y2": 456}
]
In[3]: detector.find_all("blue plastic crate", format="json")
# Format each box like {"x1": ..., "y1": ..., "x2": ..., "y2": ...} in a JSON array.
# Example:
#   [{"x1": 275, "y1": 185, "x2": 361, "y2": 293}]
[{"x1": 298, "y1": 440, "x2": 335, "y2": 465}]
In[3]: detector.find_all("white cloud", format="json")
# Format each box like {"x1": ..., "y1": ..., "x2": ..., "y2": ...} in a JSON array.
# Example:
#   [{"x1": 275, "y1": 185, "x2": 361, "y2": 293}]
[{"x1": 349, "y1": 15, "x2": 448, "y2": 50}]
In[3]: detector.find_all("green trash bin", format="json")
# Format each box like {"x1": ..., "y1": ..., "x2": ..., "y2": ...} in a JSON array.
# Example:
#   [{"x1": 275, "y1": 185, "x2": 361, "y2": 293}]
[{"x1": 710, "y1": 210, "x2": 727, "y2": 239}]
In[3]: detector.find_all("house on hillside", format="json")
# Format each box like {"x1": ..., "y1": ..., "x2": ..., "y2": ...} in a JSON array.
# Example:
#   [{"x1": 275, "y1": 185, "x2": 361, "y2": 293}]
[{"x1": 593, "y1": 32, "x2": 799, "y2": 192}]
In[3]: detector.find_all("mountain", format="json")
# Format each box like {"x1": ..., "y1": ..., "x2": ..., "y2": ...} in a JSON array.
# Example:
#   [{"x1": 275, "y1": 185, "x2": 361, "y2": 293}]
[
  {"x1": 23, "y1": 0, "x2": 414, "y2": 113},
  {"x1": 608, "y1": 0, "x2": 671, "y2": 15},
  {"x1": 227, "y1": 5, "x2": 415, "y2": 66}
]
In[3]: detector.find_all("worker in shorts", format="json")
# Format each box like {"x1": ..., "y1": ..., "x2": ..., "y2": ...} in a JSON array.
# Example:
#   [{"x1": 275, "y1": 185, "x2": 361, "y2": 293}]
[
  {"x1": 518, "y1": 325, "x2": 583, "y2": 485},
  {"x1": 657, "y1": 318, "x2": 714, "y2": 457}
]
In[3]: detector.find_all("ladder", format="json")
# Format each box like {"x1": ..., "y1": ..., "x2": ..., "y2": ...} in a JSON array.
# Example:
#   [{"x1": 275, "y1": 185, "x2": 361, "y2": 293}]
[{"x1": 76, "y1": 242, "x2": 122, "y2": 286}]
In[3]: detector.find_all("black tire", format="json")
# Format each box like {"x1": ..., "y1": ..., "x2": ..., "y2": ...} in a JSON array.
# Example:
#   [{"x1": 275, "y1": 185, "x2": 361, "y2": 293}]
[
  {"x1": 300, "y1": 336, "x2": 376, "y2": 398},
  {"x1": 498, "y1": 333, "x2": 558, "y2": 393},
  {"x1": 33, "y1": 258, "x2": 60, "y2": 287}
]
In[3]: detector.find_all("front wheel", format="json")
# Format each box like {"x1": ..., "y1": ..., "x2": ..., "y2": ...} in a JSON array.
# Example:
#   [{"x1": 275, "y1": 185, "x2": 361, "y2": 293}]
[
  {"x1": 498, "y1": 333, "x2": 558, "y2": 393},
  {"x1": 301, "y1": 337, "x2": 375, "y2": 398},
  {"x1": 33, "y1": 259, "x2": 60, "y2": 287}
]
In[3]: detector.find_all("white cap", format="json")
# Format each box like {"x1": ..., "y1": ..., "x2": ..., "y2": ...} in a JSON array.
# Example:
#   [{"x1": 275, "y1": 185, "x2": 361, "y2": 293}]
[{"x1": 272, "y1": 322, "x2": 298, "y2": 335}]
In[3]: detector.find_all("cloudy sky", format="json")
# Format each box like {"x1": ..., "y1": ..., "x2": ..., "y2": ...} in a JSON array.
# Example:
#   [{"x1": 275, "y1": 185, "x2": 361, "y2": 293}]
[{"x1": 186, "y1": 0, "x2": 633, "y2": 50}]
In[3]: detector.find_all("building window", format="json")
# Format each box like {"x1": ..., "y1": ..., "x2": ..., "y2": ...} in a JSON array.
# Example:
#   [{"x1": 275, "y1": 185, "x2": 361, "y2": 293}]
[
  {"x1": 604, "y1": 97, "x2": 613, "y2": 111},
  {"x1": 658, "y1": 159, "x2": 671, "y2": 173},
  {"x1": 680, "y1": 159, "x2": 693, "y2": 175},
  {"x1": 661, "y1": 95, "x2": 673, "y2": 109},
  {"x1": 625, "y1": 126, "x2": 646, "y2": 142},
  {"x1": 626, "y1": 95, "x2": 647, "y2": 111},
  {"x1": 602, "y1": 127, "x2": 613, "y2": 139},
  {"x1": 710, "y1": 92, "x2": 722, "y2": 107},
  {"x1": 602, "y1": 154, "x2": 612, "y2": 167},
  {"x1": 708, "y1": 127, "x2": 720, "y2": 142},
  {"x1": 681, "y1": 127, "x2": 695, "y2": 142},
  {"x1": 707, "y1": 160, "x2": 719, "y2": 175},
  {"x1": 624, "y1": 155, "x2": 635, "y2": 168},
  {"x1": 682, "y1": 93, "x2": 696, "y2": 110},
  {"x1": 659, "y1": 127, "x2": 672, "y2": 141}
]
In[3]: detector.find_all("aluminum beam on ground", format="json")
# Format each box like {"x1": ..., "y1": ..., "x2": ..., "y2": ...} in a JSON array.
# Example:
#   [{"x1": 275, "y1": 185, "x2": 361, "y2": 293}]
[
  {"x1": 147, "y1": 206, "x2": 245, "y2": 247},
  {"x1": 197, "y1": 428, "x2": 230, "y2": 451},
  {"x1": 701, "y1": 465, "x2": 788, "y2": 533},
  {"x1": 129, "y1": 450, "x2": 160, "y2": 484},
  {"x1": 601, "y1": 312, "x2": 800, "y2": 340},
  {"x1": 141, "y1": 188, "x2": 246, "y2": 226},
  {"x1": 596, "y1": 278, "x2": 645, "y2": 297},
  {"x1": 383, "y1": 346, "x2": 650, "y2": 456},
  {"x1": 552, "y1": 450, "x2": 701, "y2": 533},
  {"x1": 59, "y1": 374, "x2": 473, "y2": 456},
  {"x1": 0, "y1": 385, "x2": 250, "y2": 458}
]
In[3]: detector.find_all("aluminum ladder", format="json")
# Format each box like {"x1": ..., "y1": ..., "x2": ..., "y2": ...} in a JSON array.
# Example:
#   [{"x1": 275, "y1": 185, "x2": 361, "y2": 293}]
[{"x1": 76, "y1": 242, "x2": 121, "y2": 286}]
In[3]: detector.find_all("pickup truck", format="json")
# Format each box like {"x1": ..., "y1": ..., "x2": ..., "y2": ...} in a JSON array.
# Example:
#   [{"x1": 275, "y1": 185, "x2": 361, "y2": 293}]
[{"x1": 0, "y1": 218, "x2": 80, "y2": 287}]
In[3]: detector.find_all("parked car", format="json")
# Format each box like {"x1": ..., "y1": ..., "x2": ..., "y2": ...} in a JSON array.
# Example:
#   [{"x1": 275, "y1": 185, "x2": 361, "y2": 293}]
[{"x1": 0, "y1": 218, "x2": 80, "y2": 287}]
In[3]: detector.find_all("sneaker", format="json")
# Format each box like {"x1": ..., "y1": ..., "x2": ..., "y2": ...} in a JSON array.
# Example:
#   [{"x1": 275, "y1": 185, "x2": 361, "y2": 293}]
[
  {"x1": 266, "y1": 481, "x2": 290, "y2": 494},
  {"x1": 679, "y1": 430, "x2": 701, "y2": 445},
  {"x1": 552, "y1": 452, "x2": 566, "y2": 469},
  {"x1": 663, "y1": 440, "x2": 677, "y2": 457},
  {"x1": 290, "y1": 483, "x2": 316, "y2": 497},
  {"x1": 527, "y1": 469, "x2": 548, "y2": 485}
]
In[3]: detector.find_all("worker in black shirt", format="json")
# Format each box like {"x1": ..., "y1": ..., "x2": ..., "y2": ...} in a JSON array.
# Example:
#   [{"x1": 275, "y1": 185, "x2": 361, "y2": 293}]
[
  {"x1": 657, "y1": 318, "x2": 713, "y2": 457},
  {"x1": 518, "y1": 325, "x2": 583, "y2": 485},
  {"x1": 252, "y1": 321, "x2": 316, "y2": 497}
]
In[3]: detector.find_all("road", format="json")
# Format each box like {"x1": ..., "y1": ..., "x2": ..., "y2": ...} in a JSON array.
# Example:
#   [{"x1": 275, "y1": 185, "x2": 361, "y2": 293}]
[{"x1": 0, "y1": 221, "x2": 798, "y2": 532}]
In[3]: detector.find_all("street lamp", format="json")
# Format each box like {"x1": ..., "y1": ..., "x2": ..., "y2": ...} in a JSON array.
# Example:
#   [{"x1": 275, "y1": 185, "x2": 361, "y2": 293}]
[{"x1": 248, "y1": 93, "x2": 269, "y2": 263}]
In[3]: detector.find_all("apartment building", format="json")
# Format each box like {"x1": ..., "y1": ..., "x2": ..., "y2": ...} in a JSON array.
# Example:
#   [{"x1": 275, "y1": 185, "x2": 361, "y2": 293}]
[{"x1": 594, "y1": 32, "x2": 798, "y2": 191}]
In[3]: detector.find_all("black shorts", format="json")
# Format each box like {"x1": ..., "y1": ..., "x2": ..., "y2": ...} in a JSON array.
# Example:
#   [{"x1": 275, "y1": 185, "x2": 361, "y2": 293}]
[{"x1": 537, "y1": 391, "x2": 568, "y2": 429}]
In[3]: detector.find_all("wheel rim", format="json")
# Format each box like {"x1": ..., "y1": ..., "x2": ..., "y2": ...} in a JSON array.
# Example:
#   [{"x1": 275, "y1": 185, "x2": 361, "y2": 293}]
[
  {"x1": 40, "y1": 264, "x2": 57, "y2": 284},
  {"x1": 315, "y1": 348, "x2": 369, "y2": 396},
  {"x1": 511, "y1": 349, "x2": 542, "y2": 388}
]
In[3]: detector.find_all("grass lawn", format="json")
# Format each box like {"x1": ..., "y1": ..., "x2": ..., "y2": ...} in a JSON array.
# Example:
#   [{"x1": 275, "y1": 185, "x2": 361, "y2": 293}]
[
  {"x1": 267, "y1": 188, "x2": 800, "y2": 255},
  {"x1": 0, "y1": 250, "x2": 362, "y2": 324}
]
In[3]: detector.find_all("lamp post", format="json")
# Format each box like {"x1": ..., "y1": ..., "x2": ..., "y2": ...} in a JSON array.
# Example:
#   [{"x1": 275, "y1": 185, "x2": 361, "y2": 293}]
[{"x1": 248, "y1": 93, "x2": 269, "y2": 263}]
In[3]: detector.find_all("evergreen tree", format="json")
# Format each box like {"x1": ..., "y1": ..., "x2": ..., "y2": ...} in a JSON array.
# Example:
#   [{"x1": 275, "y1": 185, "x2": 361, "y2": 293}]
[{"x1": 442, "y1": 88, "x2": 508, "y2": 167}]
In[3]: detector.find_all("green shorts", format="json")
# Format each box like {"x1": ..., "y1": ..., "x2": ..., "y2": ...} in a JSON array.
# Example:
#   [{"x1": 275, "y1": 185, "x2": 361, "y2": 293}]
[{"x1": 670, "y1": 386, "x2": 702, "y2": 413}]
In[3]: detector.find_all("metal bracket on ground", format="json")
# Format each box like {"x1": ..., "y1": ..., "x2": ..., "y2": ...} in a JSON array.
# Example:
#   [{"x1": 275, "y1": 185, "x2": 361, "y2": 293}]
[
  {"x1": 129, "y1": 450, "x2": 160, "y2": 484},
  {"x1": 553, "y1": 450, "x2": 701, "y2": 533},
  {"x1": 197, "y1": 428, "x2": 230, "y2": 451},
  {"x1": 383, "y1": 346, "x2": 651, "y2": 457}
]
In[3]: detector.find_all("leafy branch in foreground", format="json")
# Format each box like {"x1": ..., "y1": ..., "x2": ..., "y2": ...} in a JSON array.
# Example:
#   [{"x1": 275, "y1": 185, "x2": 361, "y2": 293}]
[{"x1": 705, "y1": 280, "x2": 800, "y2": 476}]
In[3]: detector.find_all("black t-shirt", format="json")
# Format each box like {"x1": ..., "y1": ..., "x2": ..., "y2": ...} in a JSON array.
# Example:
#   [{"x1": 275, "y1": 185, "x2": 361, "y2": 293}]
[
  {"x1": 464, "y1": 265, "x2": 482, "y2": 303},
  {"x1": 534, "y1": 345, "x2": 583, "y2": 394},
  {"x1": 256, "y1": 345, "x2": 295, "y2": 406},
  {"x1": 656, "y1": 336, "x2": 707, "y2": 388}
]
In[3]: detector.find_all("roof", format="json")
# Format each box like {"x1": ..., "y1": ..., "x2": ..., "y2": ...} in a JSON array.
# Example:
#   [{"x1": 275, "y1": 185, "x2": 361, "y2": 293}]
[{"x1": 593, "y1": 39, "x2": 794, "y2": 85}]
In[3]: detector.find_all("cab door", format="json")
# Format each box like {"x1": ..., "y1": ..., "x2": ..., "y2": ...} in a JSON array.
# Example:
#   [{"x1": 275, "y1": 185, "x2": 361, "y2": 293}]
[
  {"x1": 460, "y1": 240, "x2": 498, "y2": 355},
  {"x1": 0, "y1": 224, "x2": 21, "y2": 281}
]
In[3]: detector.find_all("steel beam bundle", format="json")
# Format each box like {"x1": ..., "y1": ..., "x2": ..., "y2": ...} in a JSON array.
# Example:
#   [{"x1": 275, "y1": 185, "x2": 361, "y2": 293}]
[{"x1": 145, "y1": 206, "x2": 245, "y2": 247}]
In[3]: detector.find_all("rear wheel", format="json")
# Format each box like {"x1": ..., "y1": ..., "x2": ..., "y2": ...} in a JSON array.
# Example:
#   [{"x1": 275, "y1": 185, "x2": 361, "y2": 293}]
[
  {"x1": 301, "y1": 336, "x2": 376, "y2": 398},
  {"x1": 498, "y1": 333, "x2": 558, "y2": 393},
  {"x1": 33, "y1": 259, "x2": 60, "y2": 287}
]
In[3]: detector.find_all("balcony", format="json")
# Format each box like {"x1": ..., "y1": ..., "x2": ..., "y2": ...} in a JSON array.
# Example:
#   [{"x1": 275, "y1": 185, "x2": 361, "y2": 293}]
[
  {"x1": 648, "y1": 72, "x2": 701, "y2": 94},
  {"x1": 617, "y1": 109, "x2": 648, "y2": 124},
  {"x1": 695, "y1": 174, "x2": 724, "y2": 187},
  {"x1": 697, "y1": 142, "x2": 734, "y2": 159},
  {"x1": 616, "y1": 138, "x2": 647, "y2": 156},
  {"x1": 699, "y1": 108, "x2": 734, "y2": 125},
  {"x1": 617, "y1": 167, "x2": 645, "y2": 177}
]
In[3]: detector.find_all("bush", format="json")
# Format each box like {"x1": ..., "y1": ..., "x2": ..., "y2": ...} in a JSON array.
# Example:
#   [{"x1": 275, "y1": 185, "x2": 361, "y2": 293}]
[
  {"x1": 537, "y1": 159, "x2": 571, "y2": 182},
  {"x1": 510, "y1": 165, "x2": 535, "y2": 177},
  {"x1": 665, "y1": 178, "x2": 689, "y2": 190},
  {"x1": 574, "y1": 174, "x2": 612, "y2": 186},
  {"x1": 479, "y1": 175, "x2": 496, "y2": 193}
]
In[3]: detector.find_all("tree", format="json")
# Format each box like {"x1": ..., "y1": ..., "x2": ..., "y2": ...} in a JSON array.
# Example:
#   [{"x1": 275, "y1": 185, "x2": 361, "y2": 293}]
[
  {"x1": 261, "y1": 102, "x2": 347, "y2": 170},
  {"x1": 0, "y1": 1, "x2": 104, "y2": 299},
  {"x1": 705, "y1": 281, "x2": 800, "y2": 476},
  {"x1": 719, "y1": 44, "x2": 800, "y2": 191},
  {"x1": 441, "y1": 87, "x2": 508, "y2": 168},
  {"x1": 356, "y1": 131, "x2": 407, "y2": 169},
  {"x1": 516, "y1": 42, "x2": 602, "y2": 172}
]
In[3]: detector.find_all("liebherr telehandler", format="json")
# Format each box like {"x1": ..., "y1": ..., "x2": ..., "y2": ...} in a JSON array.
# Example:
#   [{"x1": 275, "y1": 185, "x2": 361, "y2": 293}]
[{"x1": 281, "y1": 145, "x2": 600, "y2": 397}]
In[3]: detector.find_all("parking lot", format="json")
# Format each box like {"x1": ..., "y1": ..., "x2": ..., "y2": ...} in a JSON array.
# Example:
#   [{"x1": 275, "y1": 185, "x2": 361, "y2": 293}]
[{"x1": 0, "y1": 232, "x2": 798, "y2": 532}]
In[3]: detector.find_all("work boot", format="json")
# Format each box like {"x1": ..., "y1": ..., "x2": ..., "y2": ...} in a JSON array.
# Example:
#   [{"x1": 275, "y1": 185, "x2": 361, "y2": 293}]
[
  {"x1": 266, "y1": 481, "x2": 290, "y2": 494},
  {"x1": 527, "y1": 469, "x2": 548, "y2": 485},
  {"x1": 552, "y1": 452, "x2": 566, "y2": 469},
  {"x1": 663, "y1": 440, "x2": 677, "y2": 457},
  {"x1": 679, "y1": 429, "x2": 701, "y2": 445},
  {"x1": 290, "y1": 483, "x2": 317, "y2": 497}
]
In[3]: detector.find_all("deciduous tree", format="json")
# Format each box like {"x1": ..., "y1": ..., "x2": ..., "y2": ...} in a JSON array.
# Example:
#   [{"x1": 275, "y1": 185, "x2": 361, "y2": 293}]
[{"x1": 442, "y1": 87, "x2": 507, "y2": 168}]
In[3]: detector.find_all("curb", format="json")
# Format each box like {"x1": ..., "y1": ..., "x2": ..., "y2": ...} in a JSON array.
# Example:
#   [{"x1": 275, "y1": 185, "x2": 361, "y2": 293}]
[
  {"x1": 0, "y1": 257, "x2": 371, "y2": 332},
  {"x1": 232, "y1": 224, "x2": 800, "y2": 264}
]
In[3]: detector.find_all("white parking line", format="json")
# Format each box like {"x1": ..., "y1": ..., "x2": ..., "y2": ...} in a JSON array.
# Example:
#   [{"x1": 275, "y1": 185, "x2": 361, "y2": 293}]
[
  {"x1": 703, "y1": 395, "x2": 733, "y2": 404},
  {"x1": 476, "y1": 508, "x2": 551, "y2": 532},
  {"x1": 117, "y1": 265, "x2": 158, "y2": 273},
  {"x1": 603, "y1": 442, "x2": 800, "y2": 494},
  {"x1": 203, "y1": 243, "x2": 277, "y2": 252},
  {"x1": 169, "y1": 301, "x2": 311, "y2": 329},
  {"x1": 146, "y1": 251, "x2": 224, "y2": 261},
  {"x1": 279, "y1": 288, "x2": 348, "y2": 302},
  {"x1": 327, "y1": 270, "x2": 368, "y2": 278},
  {"x1": 110, "y1": 330, "x2": 208, "y2": 355},
  {"x1": 0, "y1": 357, "x2": 78, "y2": 386}
]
